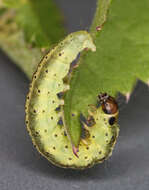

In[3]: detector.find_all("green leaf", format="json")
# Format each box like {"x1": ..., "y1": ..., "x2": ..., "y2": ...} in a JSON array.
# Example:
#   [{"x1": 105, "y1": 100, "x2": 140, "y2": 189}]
[
  {"x1": 64, "y1": 0, "x2": 149, "y2": 147},
  {"x1": 0, "y1": 0, "x2": 65, "y2": 78},
  {"x1": 2, "y1": 0, "x2": 22, "y2": 8},
  {"x1": 0, "y1": 29, "x2": 43, "y2": 79},
  {"x1": 0, "y1": 8, "x2": 43, "y2": 78},
  {"x1": 15, "y1": 0, "x2": 65, "y2": 47}
]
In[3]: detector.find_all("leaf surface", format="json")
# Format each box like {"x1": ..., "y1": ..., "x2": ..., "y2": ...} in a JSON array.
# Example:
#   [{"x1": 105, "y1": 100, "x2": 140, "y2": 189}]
[
  {"x1": 15, "y1": 0, "x2": 65, "y2": 47},
  {"x1": 64, "y1": 0, "x2": 149, "y2": 146},
  {"x1": 0, "y1": 0, "x2": 65, "y2": 78}
]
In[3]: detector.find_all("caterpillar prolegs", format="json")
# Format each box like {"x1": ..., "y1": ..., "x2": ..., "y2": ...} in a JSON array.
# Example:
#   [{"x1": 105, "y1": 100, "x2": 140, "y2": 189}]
[{"x1": 25, "y1": 31, "x2": 119, "y2": 169}]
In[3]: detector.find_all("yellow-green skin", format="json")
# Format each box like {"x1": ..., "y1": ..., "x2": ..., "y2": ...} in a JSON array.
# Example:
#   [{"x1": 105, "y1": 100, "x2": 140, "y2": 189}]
[{"x1": 25, "y1": 31, "x2": 119, "y2": 169}]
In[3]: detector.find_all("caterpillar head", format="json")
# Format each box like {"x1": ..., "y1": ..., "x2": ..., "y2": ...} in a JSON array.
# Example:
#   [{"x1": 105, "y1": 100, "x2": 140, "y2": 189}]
[{"x1": 98, "y1": 93, "x2": 118, "y2": 115}]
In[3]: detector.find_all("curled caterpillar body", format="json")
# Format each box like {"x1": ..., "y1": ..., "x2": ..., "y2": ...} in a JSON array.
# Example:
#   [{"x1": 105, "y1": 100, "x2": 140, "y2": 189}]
[{"x1": 25, "y1": 31, "x2": 119, "y2": 169}]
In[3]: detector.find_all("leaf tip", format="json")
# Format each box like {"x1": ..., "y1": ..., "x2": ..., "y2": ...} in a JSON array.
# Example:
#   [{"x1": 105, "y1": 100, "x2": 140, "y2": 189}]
[{"x1": 72, "y1": 146, "x2": 79, "y2": 158}]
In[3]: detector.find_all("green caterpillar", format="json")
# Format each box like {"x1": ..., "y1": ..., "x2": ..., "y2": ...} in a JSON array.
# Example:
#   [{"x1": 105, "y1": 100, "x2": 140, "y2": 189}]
[{"x1": 25, "y1": 31, "x2": 119, "y2": 169}]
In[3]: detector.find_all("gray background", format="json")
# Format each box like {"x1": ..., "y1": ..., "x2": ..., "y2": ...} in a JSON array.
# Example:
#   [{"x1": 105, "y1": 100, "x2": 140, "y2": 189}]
[{"x1": 0, "y1": 0, "x2": 149, "y2": 189}]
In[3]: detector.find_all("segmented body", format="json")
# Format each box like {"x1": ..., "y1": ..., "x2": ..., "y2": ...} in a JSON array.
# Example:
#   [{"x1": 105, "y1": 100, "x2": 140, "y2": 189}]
[{"x1": 25, "y1": 31, "x2": 119, "y2": 169}]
